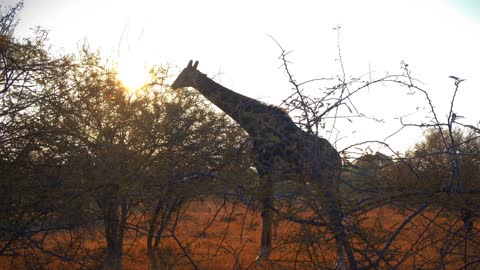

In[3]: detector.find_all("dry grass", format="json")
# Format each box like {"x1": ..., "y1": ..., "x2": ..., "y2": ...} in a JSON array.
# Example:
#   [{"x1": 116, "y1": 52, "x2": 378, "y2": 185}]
[{"x1": 1, "y1": 199, "x2": 478, "y2": 269}]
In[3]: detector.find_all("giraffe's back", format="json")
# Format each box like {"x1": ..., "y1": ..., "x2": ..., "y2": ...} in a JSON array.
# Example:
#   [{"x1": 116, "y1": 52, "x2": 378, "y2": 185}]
[{"x1": 253, "y1": 127, "x2": 341, "y2": 188}]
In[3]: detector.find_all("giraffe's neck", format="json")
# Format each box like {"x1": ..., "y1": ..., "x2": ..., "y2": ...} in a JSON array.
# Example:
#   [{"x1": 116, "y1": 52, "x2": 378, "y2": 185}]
[{"x1": 192, "y1": 72, "x2": 295, "y2": 136}]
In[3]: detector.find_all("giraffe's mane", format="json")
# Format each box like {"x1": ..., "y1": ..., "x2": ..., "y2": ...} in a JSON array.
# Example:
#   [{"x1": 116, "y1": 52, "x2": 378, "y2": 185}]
[
  {"x1": 262, "y1": 103, "x2": 296, "y2": 124},
  {"x1": 264, "y1": 102, "x2": 287, "y2": 114}
]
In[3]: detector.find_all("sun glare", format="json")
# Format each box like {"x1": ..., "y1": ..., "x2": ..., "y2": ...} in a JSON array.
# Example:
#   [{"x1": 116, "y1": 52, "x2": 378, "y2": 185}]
[{"x1": 116, "y1": 56, "x2": 149, "y2": 91}]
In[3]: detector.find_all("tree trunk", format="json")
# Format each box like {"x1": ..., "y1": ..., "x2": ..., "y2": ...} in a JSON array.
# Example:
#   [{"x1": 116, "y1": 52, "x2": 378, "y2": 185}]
[
  {"x1": 101, "y1": 201, "x2": 127, "y2": 270},
  {"x1": 147, "y1": 201, "x2": 163, "y2": 270},
  {"x1": 147, "y1": 199, "x2": 176, "y2": 270}
]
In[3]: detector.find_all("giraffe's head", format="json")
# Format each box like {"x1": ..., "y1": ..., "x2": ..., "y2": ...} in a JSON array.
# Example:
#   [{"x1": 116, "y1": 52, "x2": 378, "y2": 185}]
[{"x1": 171, "y1": 60, "x2": 200, "y2": 89}]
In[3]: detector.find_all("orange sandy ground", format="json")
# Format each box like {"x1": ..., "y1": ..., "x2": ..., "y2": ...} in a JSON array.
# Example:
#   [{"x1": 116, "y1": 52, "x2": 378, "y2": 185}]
[{"x1": 1, "y1": 200, "x2": 478, "y2": 269}]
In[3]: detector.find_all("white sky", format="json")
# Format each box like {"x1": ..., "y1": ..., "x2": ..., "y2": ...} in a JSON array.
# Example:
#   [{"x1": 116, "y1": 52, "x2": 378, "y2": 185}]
[{"x1": 6, "y1": 0, "x2": 480, "y2": 154}]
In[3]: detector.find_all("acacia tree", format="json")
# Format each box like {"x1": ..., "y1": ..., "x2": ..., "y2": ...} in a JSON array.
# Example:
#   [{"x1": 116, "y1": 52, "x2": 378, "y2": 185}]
[
  {"x1": 1, "y1": 4, "x2": 253, "y2": 267},
  {"x1": 263, "y1": 32, "x2": 480, "y2": 269},
  {"x1": 123, "y1": 67, "x2": 252, "y2": 270},
  {"x1": 0, "y1": 42, "x2": 251, "y2": 269},
  {"x1": 0, "y1": 2, "x2": 75, "y2": 264},
  {"x1": 396, "y1": 71, "x2": 480, "y2": 268},
  {"x1": 3, "y1": 43, "x2": 137, "y2": 269}
]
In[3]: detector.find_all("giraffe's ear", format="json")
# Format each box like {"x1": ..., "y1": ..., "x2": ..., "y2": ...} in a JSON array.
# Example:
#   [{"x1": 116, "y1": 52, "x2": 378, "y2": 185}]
[
  {"x1": 187, "y1": 60, "x2": 193, "y2": 68},
  {"x1": 193, "y1": 61, "x2": 199, "y2": 69}
]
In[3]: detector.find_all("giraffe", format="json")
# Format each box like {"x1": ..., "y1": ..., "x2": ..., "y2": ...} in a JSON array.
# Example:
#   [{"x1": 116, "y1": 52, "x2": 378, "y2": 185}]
[{"x1": 172, "y1": 60, "x2": 345, "y2": 262}]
